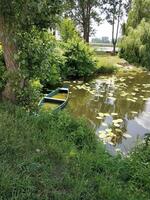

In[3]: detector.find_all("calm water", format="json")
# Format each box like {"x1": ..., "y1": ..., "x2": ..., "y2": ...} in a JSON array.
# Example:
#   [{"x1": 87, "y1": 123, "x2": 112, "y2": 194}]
[{"x1": 66, "y1": 70, "x2": 150, "y2": 154}]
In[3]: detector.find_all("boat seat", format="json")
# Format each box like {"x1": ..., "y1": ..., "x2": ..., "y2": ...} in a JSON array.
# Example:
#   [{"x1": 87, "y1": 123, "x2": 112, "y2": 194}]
[{"x1": 44, "y1": 97, "x2": 65, "y2": 102}]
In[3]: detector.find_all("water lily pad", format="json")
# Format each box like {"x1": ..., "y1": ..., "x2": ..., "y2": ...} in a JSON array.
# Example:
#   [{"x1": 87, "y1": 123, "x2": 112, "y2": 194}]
[
  {"x1": 123, "y1": 133, "x2": 132, "y2": 138},
  {"x1": 115, "y1": 128, "x2": 122, "y2": 133},
  {"x1": 104, "y1": 113, "x2": 111, "y2": 117},
  {"x1": 113, "y1": 119, "x2": 123, "y2": 123},
  {"x1": 105, "y1": 128, "x2": 112, "y2": 132},
  {"x1": 131, "y1": 92, "x2": 136, "y2": 96},
  {"x1": 96, "y1": 116, "x2": 103, "y2": 120},
  {"x1": 111, "y1": 113, "x2": 118, "y2": 116},
  {"x1": 131, "y1": 111, "x2": 138, "y2": 114},
  {"x1": 98, "y1": 113, "x2": 104, "y2": 117},
  {"x1": 114, "y1": 123, "x2": 120, "y2": 127},
  {"x1": 101, "y1": 122, "x2": 108, "y2": 127},
  {"x1": 99, "y1": 132, "x2": 106, "y2": 139}
]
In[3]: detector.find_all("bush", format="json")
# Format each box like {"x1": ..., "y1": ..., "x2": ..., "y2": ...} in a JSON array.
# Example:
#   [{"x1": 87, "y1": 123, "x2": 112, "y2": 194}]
[
  {"x1": 0, "y1": 104, "x2": 150, "y2": 199},
  {"x1": 8, "y1": 28, "x2": 65, "y2": 109},
  {"x1": 16, "y1": 28, "x2": 64, "y2": 85},
  {"x1": 96, "y1": 65, "x2": 117, "y2": 74},
  {"x1": 63, "y1": 37, "x2": 96, "y2": 79}
]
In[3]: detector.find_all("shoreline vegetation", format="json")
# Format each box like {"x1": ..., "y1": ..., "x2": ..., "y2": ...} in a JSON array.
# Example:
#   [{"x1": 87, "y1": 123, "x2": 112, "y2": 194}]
[
  {"x1": 0, "y1": 0, "x2": 150, "y2": 198},
  {"x1": 0, "y1": 103, "x2": 150, "y2": 199}
]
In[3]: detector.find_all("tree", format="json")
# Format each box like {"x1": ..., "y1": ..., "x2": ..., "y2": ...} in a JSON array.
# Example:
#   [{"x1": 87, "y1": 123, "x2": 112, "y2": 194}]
[
  {"x1": 0, "y1": 0, "x2": 63, "y2": 102},
  {"x1": 124, "y1": 0, "x2": 132, "y2": 15},
  {"x1": 59, "y1": 18, "x2": 79, "y2": 42},
  {"x1": 65, "y1": 0, "x2": 102, "y2": 43},
  {"x1": 103, "y1": 0, "x2": 124, "y2": 54},
  {"x1": 127, "y1": 0, "x2": 150, "y2": 29}
]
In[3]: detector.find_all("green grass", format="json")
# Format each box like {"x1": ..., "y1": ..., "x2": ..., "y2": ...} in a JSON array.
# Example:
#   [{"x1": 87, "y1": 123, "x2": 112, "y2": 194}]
[
  {"x1": 95, "y1": 55, "x2": 121, "y2": 74},
  {"x1": 0, "y1": 103, "x2": 150, "y2": 200},
  {"x1": 94, "y1": 54, "x2": 132, "y2": 75}
]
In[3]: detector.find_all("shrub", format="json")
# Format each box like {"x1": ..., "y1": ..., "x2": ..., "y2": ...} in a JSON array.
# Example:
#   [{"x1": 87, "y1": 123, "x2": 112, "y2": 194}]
[
  {"x1": 8, "y1": 28, "x2": 65, "y2": 109},
  {"x1": 63, "y1": 37, "x2": 96, "y2": 79},
  {"x1": 16, "y1": 28, "x2": 64, "y2": 86},
  {"x1": 96, "y1": 65, "x2": 117, "y2": 74}
]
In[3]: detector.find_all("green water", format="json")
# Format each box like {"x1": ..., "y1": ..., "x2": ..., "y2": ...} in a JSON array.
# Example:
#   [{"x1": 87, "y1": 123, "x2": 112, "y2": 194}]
[{"x1": 67, "y1": 70, "x2": 150, "y2": 154}]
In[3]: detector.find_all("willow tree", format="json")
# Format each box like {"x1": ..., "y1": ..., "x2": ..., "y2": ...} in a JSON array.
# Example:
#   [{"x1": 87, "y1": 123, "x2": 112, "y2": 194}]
[
  {"x1": 127, "y1": 0, "x2": 150, "y2": 29},
  {"x1": 0, "y1": 0, "x2": 62, "y2": 102}
]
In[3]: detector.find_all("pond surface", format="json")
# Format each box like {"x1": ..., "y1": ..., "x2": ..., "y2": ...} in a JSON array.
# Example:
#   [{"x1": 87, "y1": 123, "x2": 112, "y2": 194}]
[{"x1": 67, "y1": 70, "x2": 150, "y2": 155}]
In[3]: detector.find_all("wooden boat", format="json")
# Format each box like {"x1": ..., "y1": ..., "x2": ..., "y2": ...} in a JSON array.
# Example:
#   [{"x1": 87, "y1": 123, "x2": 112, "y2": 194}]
[{"x1": 39, "y1": 87, "x2": 69, "y2": 112}]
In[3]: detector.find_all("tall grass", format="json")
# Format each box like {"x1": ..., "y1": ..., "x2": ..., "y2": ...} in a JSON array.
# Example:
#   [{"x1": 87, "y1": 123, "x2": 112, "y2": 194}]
[{"x1": 0, "y1": 103, "x2": 150, "y2": 200}]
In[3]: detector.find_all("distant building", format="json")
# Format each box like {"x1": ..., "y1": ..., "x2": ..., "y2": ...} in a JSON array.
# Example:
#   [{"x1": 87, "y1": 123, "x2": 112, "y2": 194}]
[{"x1": 91, "y1": 36, "x2": 110, "y2": 44}]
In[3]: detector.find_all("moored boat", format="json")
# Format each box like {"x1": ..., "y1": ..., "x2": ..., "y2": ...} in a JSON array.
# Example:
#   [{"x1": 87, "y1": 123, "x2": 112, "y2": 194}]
[{"x1": 39, "y1": 87, "x2": 69, "y2": 112}]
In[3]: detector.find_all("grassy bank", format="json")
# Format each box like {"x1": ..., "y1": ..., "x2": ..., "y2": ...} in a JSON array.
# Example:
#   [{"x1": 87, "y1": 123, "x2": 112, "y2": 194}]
[
  {"x1": 95, "y1": 55, "x2": 123, "y2": 75},
  {"x1": 0, "y1": 103, "x2": 150, "y2": 200}
]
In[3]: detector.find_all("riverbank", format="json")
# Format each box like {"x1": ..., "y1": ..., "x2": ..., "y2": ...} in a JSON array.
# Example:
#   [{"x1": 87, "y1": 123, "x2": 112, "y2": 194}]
[
  {"x1": 95, "y1": 54, "x2": 144, "y2": 75},
  {"x1": 0, "y1": 103, "x2": 150, "y2": 199}
]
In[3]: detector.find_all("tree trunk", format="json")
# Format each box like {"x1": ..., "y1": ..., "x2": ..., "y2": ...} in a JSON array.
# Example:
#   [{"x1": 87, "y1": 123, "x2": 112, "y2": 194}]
[
  {"x1": 0, "y1": 16, "x2": 18, "y2": 102},
  {"x1": 83, "y1": 21, "x2": 90, "y2": 43},
  {"x1": 111, "y1": 3, "x2": 117, "y2": 55},
  {"x1": 113, "y1": 42, "x2": 116, "y2": 55},
  {"x1": 83, "y1": 29, "x2": 89, "y2": 43}
]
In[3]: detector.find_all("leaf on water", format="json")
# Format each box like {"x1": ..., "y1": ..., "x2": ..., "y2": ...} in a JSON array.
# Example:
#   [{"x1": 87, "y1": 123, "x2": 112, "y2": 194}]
[
  {"x1": 105, "y1": 128, "x2": 112, "y2": 133},
  {"x1": 131, "y1": 92, "x2": 136, "y2": 96},
  {"x1": 96, "y1": 116, "x2": 103, "y2": 120},
  {"x1": 108, "y1": 141, "x2": 115, "y2": 145},
  {"x1": 101, "y1": 122, "x2": 108, "y2": 127},
  {"x1": 119, "y1": 78, "x2": 126, "y2": 82},
  {"x1": 143, "y1": 98, "x2": 148, "y2": 101},
  {"x1": 115, "y1": 148, "x2": 121, "y2": 152},
  {"x1": 98, "y1": 112, "x2": 104, "y2": 117},
  {"x1": 123, "y1": 133, "x2": 132, "y2": 138},
  {"x1": 128, "y1": 76, "x2": 134, "y2": 79},
  {"x1": 113, "y1": 119, "x2": 123, "y2": 123},
  {"x1": 111, "y1": 113, "x2": 118, "y2": 116},
  {"x1": 115, "y1": 128, "x2": 122, "y2": 133},
  {"x1": 104, "y1": 113, "x2": 110, "y2": 117},
  {"x1": 114, "y1": 123, "x2": 120, "y2": 127},
  {"x1": 127, "y1": 98, "x2": 136, "y2": 102},
  {"x1": 108, "y1": 97, "x2": 116, "y2": 101},
  {"x1": 90, "y1": 91, "x2": 95, "y2": 95},
  {"x1": 108, "y1": 93, "x2": 113, "y2": 97},
  {"x1": 107, "y1": 132, "x2": 115, "y2": 137},
  {"x1": 120, "y1": 92, "x2": 128, "y2": 97},
  {"x1": 131, "y1": 111, "x2": 138, "y2": 114},
  {"x1": 134, "y1": 88, "x2": 139, "y2": 92},
  {"x1": 99, "y1": 132, "x2": 106, "y2": 139},
  {"x1": 133, "y1": 97, "x2": 138, "y2": 100}
]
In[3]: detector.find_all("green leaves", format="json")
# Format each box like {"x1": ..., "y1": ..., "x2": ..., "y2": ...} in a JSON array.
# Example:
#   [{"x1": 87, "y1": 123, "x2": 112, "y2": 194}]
[
  {"x1": 119, "y1": 20, "x2": 150, "y2": 69},
  {"x1": 62, "y1": 36, "x2": 96, "y2": 79}
]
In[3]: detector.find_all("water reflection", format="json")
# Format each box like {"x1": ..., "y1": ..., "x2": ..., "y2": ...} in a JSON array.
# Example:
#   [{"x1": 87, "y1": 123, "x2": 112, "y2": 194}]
[{"x1": 67, "y1": 71, "x2": 150, "y2": 154}]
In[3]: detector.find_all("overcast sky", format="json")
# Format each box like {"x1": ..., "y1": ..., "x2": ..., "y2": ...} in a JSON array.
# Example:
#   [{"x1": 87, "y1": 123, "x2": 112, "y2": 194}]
[{"x1": 90, "y1": 20, "x2": 123, "y2": 41}]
